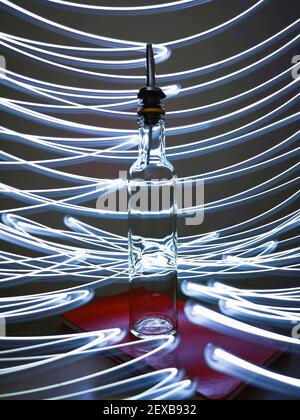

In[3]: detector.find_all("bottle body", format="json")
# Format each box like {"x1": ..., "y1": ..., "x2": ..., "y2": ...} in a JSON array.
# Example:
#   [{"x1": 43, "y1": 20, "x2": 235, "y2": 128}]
[{"x1": 128, "y1": 116, "x2": 178, "y2": 338}]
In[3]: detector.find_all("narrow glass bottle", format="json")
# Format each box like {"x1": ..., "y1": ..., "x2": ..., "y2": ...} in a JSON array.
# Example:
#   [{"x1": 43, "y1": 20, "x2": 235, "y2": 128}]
[{"x1": 128, "y1": 44, "x2": 178, "y2": 338}]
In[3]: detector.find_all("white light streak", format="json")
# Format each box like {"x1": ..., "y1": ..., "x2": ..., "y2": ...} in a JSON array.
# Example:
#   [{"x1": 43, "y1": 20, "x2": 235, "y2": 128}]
[{"x1": 0, "y1": 0, "x2": 299, "y2": 400}]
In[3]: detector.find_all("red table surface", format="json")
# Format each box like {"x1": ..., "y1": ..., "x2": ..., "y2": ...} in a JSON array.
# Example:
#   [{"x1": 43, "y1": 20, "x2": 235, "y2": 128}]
[{"x1": 64, "y1": 293, "x2": 279, "y2": 400}]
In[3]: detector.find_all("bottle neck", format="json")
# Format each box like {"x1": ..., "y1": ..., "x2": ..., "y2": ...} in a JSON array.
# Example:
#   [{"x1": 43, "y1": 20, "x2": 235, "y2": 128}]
[{"x1": 138, "y1": 116, "x2": 166, "y2": 165}]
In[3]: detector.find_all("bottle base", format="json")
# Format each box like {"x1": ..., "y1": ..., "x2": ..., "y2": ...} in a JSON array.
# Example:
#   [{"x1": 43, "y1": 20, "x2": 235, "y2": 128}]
[{"x1": 130, "y1": 316, "x2": 176, "y2": 339}]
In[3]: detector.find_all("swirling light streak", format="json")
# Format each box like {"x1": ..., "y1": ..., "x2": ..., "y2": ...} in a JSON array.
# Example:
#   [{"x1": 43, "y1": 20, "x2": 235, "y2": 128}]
[
  {"x1": 0, "y1": 199, "x2": 298, "y2": 300},
  {"x1": 0, "y1": 194, "x2": 298, "y2": 287},
  {"x1": 0, "y1": 291, "x2": 94, "y2": 324},
  {"x1": 183, "y1": 282, "x2": 300, "y2": 328},
  {"x1": 2, "y1": 130, "x2": 299, "y2": 192},
  {"x1": 180, "y1": 214, "x2": 300, "y2": 259},
  {"x1": 1, "y1": 73, "x2": 298, "y2": 137},
  {"x1": 0, "y1": 159, "x2": 298, "y2": 220},
  {"x1": 0, "y1": 201, "x2": 299, "y2": 276},
  {"x1": 205, "y1": 345, "x2": 300, "y2": 398},
  {"x1": 0, "y1": 34, "x2": 170, "y2": 70},
  {"x1": 0, "y1": 334, "x2": 194, "y2": 400},
  {"x1": 1, "y1": 29, "x2": 298, "y2": 85},
  {"x1": 0, "y1": 205, "x2": 297, "y2": 290},
  {"x1": 185, "y1": 303, "x2": 300, "y2": 352},
  {"x1": 6, "y1": 65, "x2": 297, "y2": 120},
  {"x1": 1, "y1": 110, "x2": 298, "y2": 166}
]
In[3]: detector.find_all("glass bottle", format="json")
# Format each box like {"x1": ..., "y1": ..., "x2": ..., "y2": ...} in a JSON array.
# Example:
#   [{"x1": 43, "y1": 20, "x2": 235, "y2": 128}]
[{"x1": 128, "y1": 47, "x2": 178, "y2": 338}]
